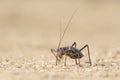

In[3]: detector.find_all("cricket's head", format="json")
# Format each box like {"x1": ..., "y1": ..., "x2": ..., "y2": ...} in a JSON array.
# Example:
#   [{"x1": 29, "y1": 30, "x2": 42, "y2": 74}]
[{"x1": 51, "y1": 48, "x2": 64, "y2": 60}]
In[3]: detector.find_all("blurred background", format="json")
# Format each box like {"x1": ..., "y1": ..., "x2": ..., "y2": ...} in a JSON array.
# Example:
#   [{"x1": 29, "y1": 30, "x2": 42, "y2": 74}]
[{"x1": 0, "y1": 0, "x2": 120, "y2": 55}]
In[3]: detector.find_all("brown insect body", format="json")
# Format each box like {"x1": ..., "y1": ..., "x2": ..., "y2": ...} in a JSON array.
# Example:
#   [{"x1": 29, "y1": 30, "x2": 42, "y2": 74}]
[
  {"x1": 51, "y1": 42, "x2": 91, "y2": 66},
  {"x1": 51, "y1": 7, "x2": 92, "y2": 66},
  {"x1": 58, "y1": 46, "x2": 84, "y2": 59},
  {"x1": 65, "y1": 47, "x2": 84, "y2": 59}
]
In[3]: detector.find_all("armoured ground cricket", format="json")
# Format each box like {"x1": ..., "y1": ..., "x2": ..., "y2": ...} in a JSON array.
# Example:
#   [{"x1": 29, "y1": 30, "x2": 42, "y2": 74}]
[{"x1": 51, "y1": 8, "x2": 92, "y2": 66}]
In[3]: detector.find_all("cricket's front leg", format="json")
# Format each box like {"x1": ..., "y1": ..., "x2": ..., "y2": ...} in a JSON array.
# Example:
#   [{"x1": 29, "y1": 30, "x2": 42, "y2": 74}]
[
  {"x1": 64, "y1": 53, "x2": 67, "y2": 66},
  {"x1": 51, "y1": 49, "x2": 60, "y2": 65}
]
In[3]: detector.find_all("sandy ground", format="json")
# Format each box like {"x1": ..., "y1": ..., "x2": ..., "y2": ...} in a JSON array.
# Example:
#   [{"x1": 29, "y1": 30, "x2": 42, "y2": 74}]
[{"x1": 0, "y1": 0, "x2": 120, "y2": 80}]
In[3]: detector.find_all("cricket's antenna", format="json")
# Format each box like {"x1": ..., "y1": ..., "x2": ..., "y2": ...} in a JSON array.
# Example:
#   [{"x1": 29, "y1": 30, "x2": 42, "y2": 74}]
[
  {"x1": 59, "y1": 17, "x2": 62, "y2": 46},
  {"x1": 57, "y1": 7, "x2": 80, "y2": 50}
]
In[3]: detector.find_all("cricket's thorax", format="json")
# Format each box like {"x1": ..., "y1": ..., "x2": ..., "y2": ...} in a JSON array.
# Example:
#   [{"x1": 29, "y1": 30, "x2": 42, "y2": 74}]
[{"x1": 60, "y1": 46, "x2": 84, "y2": 59}]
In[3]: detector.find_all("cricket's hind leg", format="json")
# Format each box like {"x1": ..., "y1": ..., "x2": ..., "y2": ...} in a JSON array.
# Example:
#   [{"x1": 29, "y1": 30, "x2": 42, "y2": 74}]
[
  {"x1": 71, "y1": 42, "x2": 76, "y2": 48},
  {"x1": 79, "y1": 44, "x2": 92, "y2": 66}
]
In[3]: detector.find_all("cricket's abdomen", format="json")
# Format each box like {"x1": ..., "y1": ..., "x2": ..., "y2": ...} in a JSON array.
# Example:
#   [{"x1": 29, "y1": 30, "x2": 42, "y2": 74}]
[
  {"x1": 65, "y1": 47, "x2": 84, "y2": 59},
  {"x1": 67, "y1": 51, "x2": 84, "y2": 59}
]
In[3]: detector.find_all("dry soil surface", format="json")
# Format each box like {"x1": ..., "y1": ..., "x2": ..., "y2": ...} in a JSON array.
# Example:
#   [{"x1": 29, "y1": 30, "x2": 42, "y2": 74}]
[{"x1": 0, "y1": 0, "x2": 120, "y2": 80}]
